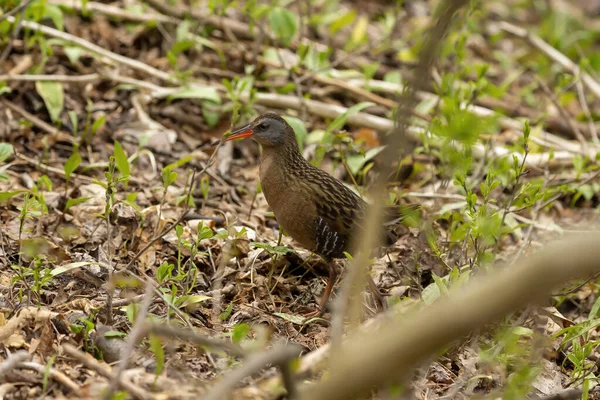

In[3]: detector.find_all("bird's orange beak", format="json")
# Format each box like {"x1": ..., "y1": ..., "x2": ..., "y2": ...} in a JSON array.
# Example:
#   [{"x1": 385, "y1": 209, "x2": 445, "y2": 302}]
[{"x1": 225, "y1": 125, "x2": 254, "y2": 142}]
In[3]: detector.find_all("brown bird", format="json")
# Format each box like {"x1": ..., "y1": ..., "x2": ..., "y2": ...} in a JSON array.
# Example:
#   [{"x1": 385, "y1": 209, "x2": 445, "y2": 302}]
[{"x1": 226, "y1": 112, "x2": 416, "y2": 315}]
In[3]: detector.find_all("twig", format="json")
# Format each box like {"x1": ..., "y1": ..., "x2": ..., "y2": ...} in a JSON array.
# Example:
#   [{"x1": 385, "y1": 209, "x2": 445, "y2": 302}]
[
  {"x1": 0, "y1": 351, "x2": 30, "y2": 377},
  {"x1": 18, "y1": 361, "x2": 80, "y2": 393},
  {"x1": 0, "y1": 0, "x2": 33, "y2": 23},
  {"x1": 533, "y1": 388, "x2": 583, "y2": 400},
  {"x1": 346, "y1": 78, "x2": 598, "y2": 156},
  {"x1": 104, "y1": 280, "x2": 154, "y2": 400},
  {"x1": 47, "y1": 0, "x2": 179, "y2": 24},
  {"x1": 0, "y1": 0, "x2": 32, "y2": 64},
  {"x1": 0, "y1": 73, "x2": 100, "y2": 82},
  {"x1": 123, "y1": 209, "x2": 191, "y2": 271},
  {"x1": 534, "y1": 76, "x2": 587, "y2": 151},
  {"x1": 4, "y1": 16, "x2": 181, "y2": 85},
  {"x1": 497, "y1": 21, "x2": 600, "y2": 100},
  {"x1": 62, "y1": 343, "x2": 152, "y2": 400},
  {"x1": 204, "y1": 343, "x2": 302, "y2": 400},
  {"x1": 147, "y1": 323, "x2": 245, "y2": 357},
  {"x1": 1, "y1": 97, "x2": 74, "y2": 144},
  {"x1": 250, "y1": 92, "x2": 397, "y2": 132},
  {"x1": 574, "y1": 73, "x2": 600, "y2": 145}
]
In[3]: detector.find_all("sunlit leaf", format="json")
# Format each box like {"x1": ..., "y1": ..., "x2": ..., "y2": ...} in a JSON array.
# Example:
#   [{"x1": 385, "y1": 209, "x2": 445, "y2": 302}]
[
  {"x1": 50, "y1": 261, "x2": 95, "y2": 277},
  {"x1": 274, "y1": 312, "x2": 305, "y2": 325},
  {"x1": 282, "y1": 116, "x2": 307, "y2": 152},
  {"x1": 65, "y1": 197, "x2": 91, "y2": 211},
  {"x1": 35, "y1": 81, "x2": 64, "y2": 123},
  {"x1": 103, "y1": 330, "x2": 127, "y2": 338},
  {"x1": 232, "y1": 323, "x2": 250, "y2": 344},
  {"x1": 268, "y1": 7, "x2": 298, "y2": 46},
  {"x1": 0, "y1": 143, "x2": 13, "y2": 163},
  {"x1": 0, "y1": 190, "x2": 26, "y2": 202},
  {"x1": 113, "y1": 141, "x2": 130, "y2": 181},
  {"x1": 167, "y1": 86, "x2": 221, "y2": 103},
  {"x1": 327, "y1": 102, "x2": 375, "y2": 133},
  {"x1": 345, "y1": 146, "x2": 385, "y2": 175},
  {"x1": 179, "y1": 295, "x2": 212, "y2": 308},
  {"x1": 64, "y1": 151, "x2": 81, "y2": 182},
  {"x1": 149, "y1": 334, "x2": 165, "y2": 376}
]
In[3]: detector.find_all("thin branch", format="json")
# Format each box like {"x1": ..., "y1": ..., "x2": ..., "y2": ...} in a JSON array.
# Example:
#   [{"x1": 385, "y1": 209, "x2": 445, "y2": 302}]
[
  {"x1": 0, "y1": 351, "x2": 30, "y2": 377},
  {"x1": 498, "y1": 21, "x2": 600, "y2": 100},
  {"x1": 0, "y1": 1, "x2": 31, "y2": 64},
  {"x1": 0, "y1": 73, "x2": 100, "y2": 82},
  {"x1": 18, "y1": 361, "x2": 80, "y2": 393},
  {"x1": 104, "y1": 280, "x2": 154, "y2": 400},
  {"x1": 62, "y1": 343, "x2": 152, "y2": 400},
  {"x1": 47, "y1": 0, "x2": 179, "y2": 24},
  {"x1": 147, "y1": 323, "x2": 246, "y2": 357},
  {"x1": 300, "y1": 232, "x2": 600, "y2": 400},
  {"x1": 4, "y1": 16, "x2": 185, "y2": 86},
  {"x1": 0, "y1": 0, "x2": 34, "y2": 23},
  {"x1": 204, "y1": 343, "x2": 302, "y2": 400}
]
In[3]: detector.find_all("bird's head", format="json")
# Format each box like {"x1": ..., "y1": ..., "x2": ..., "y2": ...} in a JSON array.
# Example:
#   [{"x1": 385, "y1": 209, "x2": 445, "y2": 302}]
[{"x1": 225, "y1": 112, "x2": 297, "y2": 148}]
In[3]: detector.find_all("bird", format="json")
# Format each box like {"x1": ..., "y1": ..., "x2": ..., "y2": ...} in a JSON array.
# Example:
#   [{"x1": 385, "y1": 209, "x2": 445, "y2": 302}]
[{"x1": 225, "y1": 112, "x2": 417, "y2": 316}]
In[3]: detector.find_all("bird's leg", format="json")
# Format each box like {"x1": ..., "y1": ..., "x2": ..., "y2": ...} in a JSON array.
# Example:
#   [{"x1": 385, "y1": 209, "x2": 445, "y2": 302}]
[
  {"x1": 366, "y1": 273, "x2": 387, "y2": 312},
  {"x1": 305, "y1": 264, "x2": 338, "y2": 318}
]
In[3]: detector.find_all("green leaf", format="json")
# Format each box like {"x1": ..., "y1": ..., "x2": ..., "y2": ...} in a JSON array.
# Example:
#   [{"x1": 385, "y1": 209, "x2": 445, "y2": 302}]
[
  {"x1": 50, "y1": 261, "x2": 94, "y2": 277},
  {"x1": 348, "y1": 16, "x2": 368, "y2": 50},
  {"x1": 421, "y1": 281, "x2": 441, "y2": 305},
  {"x1": 250, "y1": 242, "x2": 293, "y2": 256},
  {"x1": 202, "y1": 102, "x2": 220, "y2": 128},
  {"x1": 113, "y1": 141, "x2": 130, "y2": 181},
  {"x1": 103, "y1": 330, "x2": 127, "y2": 338},
  {"x1": 345, "y1": 146, "x2": 385, "y2": 175},
  {"x1": 197, "y1": 223, "x2": 214, "y2": 241},
  {"x1": 232, "y1": 323, "x2": 250, "y2": 344},
  {"x1": 179, "y1": 295, "x2": 212, "y2": 307},
  {"x1": 65, "y1": 197, "x2": 91, "y2": 211},
  {"x1": 167, "y1": 86, "x2": 221, "y2": 103},
  {"x1": 282, "y1": 116, "x2": 307, "y2": 152},
  {"x1": 91, "y1": 115, "x2": 106, "y2": 135},
  {"x1": 330, "y1": 10, "x2": 356, "y2": 34},
  {"x1": 0, "y1": 143, "x2": 13, "y2": 163},
  {"x1": 219, "y1": 304, "x2": 233, "y2": 321},
  {"x1": 164, "y1": 155, "x2": 193, "y2": 171},
  {"x1": 64, "y1": 46, "x2": 83, "y2": 64},
  {"x1": 64, "y1": 151, "x2": 81, "y2": 182},
  {"x1": 149, "y1": 334, "x2": 165, "y2": 376},
  {"x1": 384, "y1": 71, "x2": 402, "y2": 85},
  {"x1": 35, "y1": 81, "x2": 64, "y2": 123},
  {"x1": 45, "y1": 4, "x2": 64, "y2": 31},
  {"x1": 327, "y1": 102, "x2": 375, "y2": 133},
  {"x1": 0, "y1": 190, "x2": 27, "y2": 202},
  {"x1": 268, "y1": 7, "x2": 298, "y2": 46},
  {"x1": 157, "y1": 262, "x2": 174, "y2": 283},
  {"x1": 68, "y1": 111, "x2": 78, "y2": 135}
]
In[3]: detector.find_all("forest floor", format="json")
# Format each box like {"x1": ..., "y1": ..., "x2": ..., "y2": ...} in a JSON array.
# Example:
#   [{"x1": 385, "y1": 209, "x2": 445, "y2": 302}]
[{"x1": 2, "y1": 0, "x2": 600, "y2": 399}]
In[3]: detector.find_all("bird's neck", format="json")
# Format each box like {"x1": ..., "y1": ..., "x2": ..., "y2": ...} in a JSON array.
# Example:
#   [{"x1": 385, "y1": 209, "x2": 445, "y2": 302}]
[
  {"x1": 260, "y1": 142, "x2": 306, "y2": 172},
  {"x1": 259, "y1": 143, "x2": 306, "y2": 190}
]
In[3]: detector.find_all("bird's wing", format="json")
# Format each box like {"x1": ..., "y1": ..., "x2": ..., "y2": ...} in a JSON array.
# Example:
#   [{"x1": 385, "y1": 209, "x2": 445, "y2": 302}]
[{"x1": 293, "y1": 167, "x2": 365, "y2": 258}]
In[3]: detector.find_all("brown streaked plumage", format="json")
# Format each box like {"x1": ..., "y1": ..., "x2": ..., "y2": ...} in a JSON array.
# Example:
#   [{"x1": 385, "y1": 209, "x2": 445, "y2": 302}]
[{"x1": 226, "y1": 112, "x2": 416, "y2": 315}]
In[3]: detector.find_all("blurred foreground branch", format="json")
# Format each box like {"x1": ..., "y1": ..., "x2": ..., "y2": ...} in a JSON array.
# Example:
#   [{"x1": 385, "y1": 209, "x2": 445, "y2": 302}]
[
  {"x1": 301, "y1": 231, "x2": 600, "y2": 400},
  {"x1": 329, "y1": 0, "x2": 469, "y2": 353}
]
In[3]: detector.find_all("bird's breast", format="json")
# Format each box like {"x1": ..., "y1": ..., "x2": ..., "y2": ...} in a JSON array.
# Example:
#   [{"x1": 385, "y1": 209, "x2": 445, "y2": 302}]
[{"x1": 259, "y1": 161, "x2": 317, "y2": 251}]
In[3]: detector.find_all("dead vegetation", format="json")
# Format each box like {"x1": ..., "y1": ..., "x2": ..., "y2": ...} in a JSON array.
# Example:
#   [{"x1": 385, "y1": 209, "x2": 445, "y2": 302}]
[{"x1": 2, "y1": 0, "x2": 600, "y2": 399}]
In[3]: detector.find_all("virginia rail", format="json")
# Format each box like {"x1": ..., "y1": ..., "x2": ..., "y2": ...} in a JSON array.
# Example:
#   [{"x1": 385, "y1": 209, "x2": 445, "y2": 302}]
[{"x1": 226, "y1": 112, "x2": 415, "y2": 315}]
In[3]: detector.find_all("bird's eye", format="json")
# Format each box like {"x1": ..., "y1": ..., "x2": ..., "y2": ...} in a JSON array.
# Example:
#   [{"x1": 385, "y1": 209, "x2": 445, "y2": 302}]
[{"x1": 258, "y1": 122, "x2": 268, "y2": 130}]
